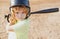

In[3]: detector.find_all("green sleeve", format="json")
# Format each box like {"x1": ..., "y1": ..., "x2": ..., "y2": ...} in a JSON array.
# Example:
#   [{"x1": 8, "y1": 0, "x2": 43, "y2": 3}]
[{"x1": 13, "y1": 19, "x2": 29, "y2": 39}]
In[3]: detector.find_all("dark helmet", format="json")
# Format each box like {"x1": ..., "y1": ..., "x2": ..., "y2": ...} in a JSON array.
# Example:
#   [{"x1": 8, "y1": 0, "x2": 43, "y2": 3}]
[{"x1": 10, "y1": 0, "x2": 30, "y2": 8}]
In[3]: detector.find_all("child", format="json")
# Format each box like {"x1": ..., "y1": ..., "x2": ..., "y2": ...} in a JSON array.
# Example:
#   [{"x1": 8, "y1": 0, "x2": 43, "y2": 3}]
[{"x1": 6, "y1": 6, "x2": 29, "y2": 39}]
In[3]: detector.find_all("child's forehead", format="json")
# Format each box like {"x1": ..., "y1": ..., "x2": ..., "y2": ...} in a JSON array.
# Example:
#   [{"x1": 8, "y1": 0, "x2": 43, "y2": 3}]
[
  {"x1": 11, "y1": 6, "x2": 26, "y2": 10},
  {"x1": 10, "y1": 6, "x2": 28, "y2": 14}
]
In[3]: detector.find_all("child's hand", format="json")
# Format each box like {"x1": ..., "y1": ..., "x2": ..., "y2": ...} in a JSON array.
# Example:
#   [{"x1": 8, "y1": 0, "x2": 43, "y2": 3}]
[{"x1": 8, "y1": 26, "x2": 14, "y2": 32}]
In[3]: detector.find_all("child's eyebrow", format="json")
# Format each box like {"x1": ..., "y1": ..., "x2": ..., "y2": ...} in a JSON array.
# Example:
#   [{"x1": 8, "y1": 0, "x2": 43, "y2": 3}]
[{"x1": 11, "y1": 7, "x2": 28, "y2": 13}]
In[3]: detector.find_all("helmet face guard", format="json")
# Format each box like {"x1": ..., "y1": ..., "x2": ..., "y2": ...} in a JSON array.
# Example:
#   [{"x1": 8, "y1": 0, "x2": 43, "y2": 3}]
[
  {"x1": 10, "y1": 6, "x2": 30, "y2": 20},
  {"x1": 10, "y1": 0, "x2": 30, "y2": 19}
]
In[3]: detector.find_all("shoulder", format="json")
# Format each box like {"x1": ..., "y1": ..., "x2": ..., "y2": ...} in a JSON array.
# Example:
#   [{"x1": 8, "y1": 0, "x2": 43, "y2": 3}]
[{"x1": 13, "y1": 19, "x2": 29, "y2": 29}]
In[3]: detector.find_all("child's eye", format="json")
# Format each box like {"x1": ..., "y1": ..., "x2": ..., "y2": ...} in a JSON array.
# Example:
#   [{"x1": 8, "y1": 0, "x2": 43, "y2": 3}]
[
  {"x1": 11, "y1": 10, "x2": 15, "y2": 13},
  {"x1": 16, "y1": 12, "x2": 19, "y2": 14}
]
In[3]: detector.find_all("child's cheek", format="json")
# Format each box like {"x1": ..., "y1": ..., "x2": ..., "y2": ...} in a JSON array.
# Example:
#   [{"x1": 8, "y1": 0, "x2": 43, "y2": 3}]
[{"x1": 21, "y1": 13, "x2": 26, "y2": 19}]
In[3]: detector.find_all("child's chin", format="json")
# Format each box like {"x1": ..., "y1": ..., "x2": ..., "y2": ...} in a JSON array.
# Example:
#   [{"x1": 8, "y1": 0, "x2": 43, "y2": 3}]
[{"x1": 17, "y1": 19, "x2": 24, "y2": 21}]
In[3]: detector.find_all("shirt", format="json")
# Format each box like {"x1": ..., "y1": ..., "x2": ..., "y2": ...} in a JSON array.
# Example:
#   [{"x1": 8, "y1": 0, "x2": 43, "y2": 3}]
[{"x1": 6, "y1": 19, "x2": 29, "y2": 39}]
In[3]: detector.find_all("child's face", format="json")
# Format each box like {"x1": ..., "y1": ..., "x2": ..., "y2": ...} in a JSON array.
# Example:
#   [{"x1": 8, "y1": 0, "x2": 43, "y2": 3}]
[{"x1": 11, "y1": 6, "x2": 28, "y2": 21}]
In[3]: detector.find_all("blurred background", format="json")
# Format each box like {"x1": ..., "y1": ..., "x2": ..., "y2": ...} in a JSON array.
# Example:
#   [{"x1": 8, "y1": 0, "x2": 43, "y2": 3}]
[{"x1": 0, "y1": 0, "x2": 60, "y2": 39}]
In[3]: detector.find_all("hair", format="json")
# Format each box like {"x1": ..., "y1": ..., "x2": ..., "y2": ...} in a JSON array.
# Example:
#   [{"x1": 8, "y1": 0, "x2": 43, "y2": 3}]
[{"x1": 9, "y1": 6, "x2": 29, "y2": 25}]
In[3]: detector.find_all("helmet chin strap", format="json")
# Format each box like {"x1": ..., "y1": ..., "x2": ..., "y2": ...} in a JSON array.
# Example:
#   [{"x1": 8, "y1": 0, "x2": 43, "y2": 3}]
[
  {"x1": 25, "y1": 12, "x2": 30, "y2": 19},
  {"x1": 25, "y1": 14, "x2": 29, "y2": 19},
  {"x1": 25, "y1": 8, "x2": 31, "y2": 19}
]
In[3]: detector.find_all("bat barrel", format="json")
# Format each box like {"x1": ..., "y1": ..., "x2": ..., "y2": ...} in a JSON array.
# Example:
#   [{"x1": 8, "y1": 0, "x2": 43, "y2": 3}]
[{"x1": 31, "y1": 8, "x2": 59, "y2": 14}]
